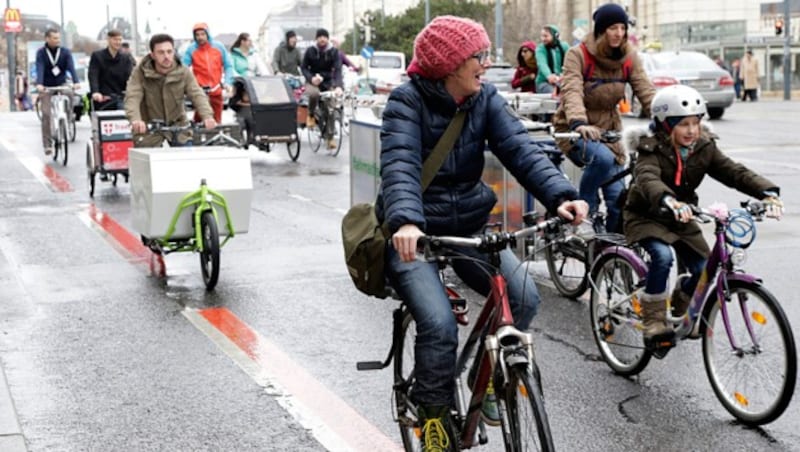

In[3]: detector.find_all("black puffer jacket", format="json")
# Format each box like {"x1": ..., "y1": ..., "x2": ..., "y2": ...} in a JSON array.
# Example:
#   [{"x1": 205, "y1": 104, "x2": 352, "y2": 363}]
[{"x1": 376, "y1": 76, "x2": 577, "y2": 236}]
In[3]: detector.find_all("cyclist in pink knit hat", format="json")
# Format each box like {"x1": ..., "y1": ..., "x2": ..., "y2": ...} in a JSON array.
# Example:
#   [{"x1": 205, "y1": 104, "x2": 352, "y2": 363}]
[{"x1": 377, "y1": 15, "x2": 587, "y2": 450}]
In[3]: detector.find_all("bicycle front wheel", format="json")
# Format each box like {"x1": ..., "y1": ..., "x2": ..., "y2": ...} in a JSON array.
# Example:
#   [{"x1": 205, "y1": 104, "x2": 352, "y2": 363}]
[
  {"x1": 590, "y1": 253, "x2": 651, "y2": 376},
  {"x1": 544, "y1": 231, "x2": 588, "y2": 299},
  {"x1": 499, "y1": 364, "x2": 554, "y2": 452},
  {"x1": 68, "y1": 116, "x2": 77, "y2": 142},
  {"x1": 58, "y1": 119, "x2": 69, "y2": 166},
  {"x1": 199, "y1": 210, "x2": 220, "y2": 290},
  {"x1": 307, "y1": 111, "x2": 322, "y2": 152},
  {"x1": 394, "y1": 310, "x2": 422, "y2": 452},
  {"x1": 330, "y1": 109, "x2": 344, "y2": 157},
  {"x1": 701, "y1": 281, "x2": 797, "y2": 425},
  {"x1": 286, "y1": 139, "x2": 300, "y2": 162}
]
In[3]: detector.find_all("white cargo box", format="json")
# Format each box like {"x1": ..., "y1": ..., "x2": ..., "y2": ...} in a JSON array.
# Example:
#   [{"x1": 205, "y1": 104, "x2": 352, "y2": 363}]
[{"x1": 130, "y1": 147, "x2": 253, "y2": 240}]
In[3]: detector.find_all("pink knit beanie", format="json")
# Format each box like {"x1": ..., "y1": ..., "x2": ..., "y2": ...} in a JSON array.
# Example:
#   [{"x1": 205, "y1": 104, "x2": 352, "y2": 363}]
[{"x1": 409, "y1": 15, "x2": 491, "y2": 80}]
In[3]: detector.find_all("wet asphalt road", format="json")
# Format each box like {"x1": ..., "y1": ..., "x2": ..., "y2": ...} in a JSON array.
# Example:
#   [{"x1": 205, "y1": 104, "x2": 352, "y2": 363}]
[{"x1": 0, "y1": 98, "x2": 799, "y2": 451}]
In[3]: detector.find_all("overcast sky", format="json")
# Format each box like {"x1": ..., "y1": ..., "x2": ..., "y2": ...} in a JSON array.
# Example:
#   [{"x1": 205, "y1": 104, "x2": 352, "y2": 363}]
[{"x1": 20, "y1": 0, "x2": 282, "y2": 40}]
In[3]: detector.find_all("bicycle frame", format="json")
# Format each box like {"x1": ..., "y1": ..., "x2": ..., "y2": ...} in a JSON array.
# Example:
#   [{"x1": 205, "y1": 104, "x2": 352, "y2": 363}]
[
  {"x1": 153, "y1": 180, "x2": 235, "y2": 254},
  {"x1": 673, "y1": 215, "x2": 761, "y2": 342},
  {"x1": 454, "y1": 269, "x2": 536, "y2": 448},
  {"x1": 49, "y1": 90, "x2": 71, "y2": 135}
]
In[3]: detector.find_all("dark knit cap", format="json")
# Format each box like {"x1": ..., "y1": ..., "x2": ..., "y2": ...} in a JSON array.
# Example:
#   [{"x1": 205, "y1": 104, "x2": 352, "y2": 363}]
[
  {"x1": 315, "y1": 28, "x2": 329, "y2": 39},
  {"x1": 286, "y1": 30, "x2": 296, "y2": 40},
  {"x1": 593, "y1": 3, "x2": 628, "y2": 37}
]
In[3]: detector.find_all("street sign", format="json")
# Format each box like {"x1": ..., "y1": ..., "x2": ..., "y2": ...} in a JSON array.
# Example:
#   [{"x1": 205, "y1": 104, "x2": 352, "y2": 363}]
[
  {"x1": 360, "y1": 46, "x2": 374, "y2": 60},
  {"x1": 3, "y1": 8, "x2": 22, "y2": 33}
]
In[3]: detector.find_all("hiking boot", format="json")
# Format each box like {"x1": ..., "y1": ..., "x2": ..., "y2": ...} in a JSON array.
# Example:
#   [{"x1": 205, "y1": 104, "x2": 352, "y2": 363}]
[
  {"x1": 670, "y1": 286, "x2": 691, "y2": 318},
  {"x1": 327, "y1": 138, "x2": 337, "y2": 150},
  {"x1": 418, "y1": 405, "x2": 454, "y2": 452},
  {"x1": 305, "y1": 115, "x2": 316, "y2": 128},
  {"x1": 480, "y1": 379, "x2": 501, "y2": 427},
  {"x1": 640, "y1": 292, "x2": 672, "y2": 339}
]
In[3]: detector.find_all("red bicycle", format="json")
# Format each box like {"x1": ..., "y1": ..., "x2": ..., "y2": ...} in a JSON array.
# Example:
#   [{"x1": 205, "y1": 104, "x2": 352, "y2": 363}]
[{"x1": 358, "y1": 214, "x2": 562, "y2": 451}]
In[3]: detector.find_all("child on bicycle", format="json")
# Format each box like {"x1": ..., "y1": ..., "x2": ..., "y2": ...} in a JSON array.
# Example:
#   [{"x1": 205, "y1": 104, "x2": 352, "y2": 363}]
[
  {"x1": 623, "y1": 84, "x2": 783, "y2": 341},
  {"x1": 378, "y1": 15, "x2": 587, "y2": 450}
]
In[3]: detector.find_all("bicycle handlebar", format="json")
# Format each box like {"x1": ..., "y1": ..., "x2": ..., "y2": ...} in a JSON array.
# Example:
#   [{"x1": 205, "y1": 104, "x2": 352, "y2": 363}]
[
  {"x1": 553, "y1": 130, "x2": 621, "y2": 144},
  {"x1": 42, "y1": 86, "x2": 74, "y2": 94},
  {"x1": 420, "y1": 215, "x2": 565, "y2": 253},
  {"x1": 147, "y1": 120, "x2": 193, "y2": 134},
  {"x1": 659, "y1": 200, "x2": 772, "y2": 223}
]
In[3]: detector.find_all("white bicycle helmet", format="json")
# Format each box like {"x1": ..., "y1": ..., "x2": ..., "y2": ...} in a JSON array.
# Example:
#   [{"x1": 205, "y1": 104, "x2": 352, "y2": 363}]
[{"x1": 651, "y1": 84, "x2": 707, "y2": 125}]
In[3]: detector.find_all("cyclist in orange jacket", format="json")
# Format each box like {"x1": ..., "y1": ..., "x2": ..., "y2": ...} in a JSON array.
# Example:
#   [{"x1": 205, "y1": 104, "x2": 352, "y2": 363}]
[{"x1": 182, "y1": 22, "x2": 234, "y2": 123}]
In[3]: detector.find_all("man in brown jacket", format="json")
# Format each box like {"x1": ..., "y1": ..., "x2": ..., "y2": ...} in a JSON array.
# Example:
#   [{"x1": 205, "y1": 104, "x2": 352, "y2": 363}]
[
  {"x1": 553, "y1": 3, "x2": 655, "y2": 233},
  {"x1": 124, "y1": 33, "x2": 216, "y2": 147}
]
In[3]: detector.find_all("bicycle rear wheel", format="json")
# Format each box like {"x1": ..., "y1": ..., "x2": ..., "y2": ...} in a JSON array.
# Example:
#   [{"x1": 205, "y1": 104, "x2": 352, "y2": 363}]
[
  {"x1": 544, "y1": 229, "x2": 588, "y2": 299},
  {"x1": 499, "y1": 364, "x2": 554, "y2": 452},
  {"x1": 199, "y1": 210, "x2": 220, "y2": 290},
  {"x1": 395, "y1": 310, "x2": 422, "y2": 452},
  {"x1": 701, "y1": 281, "x2": 796, "y2": 425},
  {"x1": 590, "y1": 253, "x2": 651, "y2": 376}
]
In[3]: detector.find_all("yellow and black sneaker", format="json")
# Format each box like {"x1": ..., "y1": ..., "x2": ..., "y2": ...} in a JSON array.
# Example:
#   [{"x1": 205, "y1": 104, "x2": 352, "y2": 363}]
[{"x1": 418, "y1": 405, "x2": 454, "y2": 452}]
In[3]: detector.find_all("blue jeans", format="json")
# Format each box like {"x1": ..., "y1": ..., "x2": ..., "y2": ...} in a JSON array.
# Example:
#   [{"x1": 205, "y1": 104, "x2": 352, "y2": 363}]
[
  {"x1": 537, "y1": 82, "x2": 556, "y2": 94},
  {"x1": 566, "y1": 139, "x2": 624, "y2": 233},
  {"x1": 386, "y1": 244, "x2": 540, "y2": 407},
  {"x1": 640, "y1": 238, "x2": 707, "y2": 296}
]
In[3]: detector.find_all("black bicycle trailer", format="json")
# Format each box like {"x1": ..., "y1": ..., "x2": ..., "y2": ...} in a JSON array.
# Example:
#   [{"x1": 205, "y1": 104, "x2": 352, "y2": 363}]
[{"x1": 230, "y1": 75, "x2": 300, "y2": 161}]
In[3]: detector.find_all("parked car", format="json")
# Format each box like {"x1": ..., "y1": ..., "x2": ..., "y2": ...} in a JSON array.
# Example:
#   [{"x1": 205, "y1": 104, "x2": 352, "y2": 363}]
[
  {"x1": 629, "y1": 50, "x2": 736, "y2": 119},
  {"x1": 481, "y1": 62, "x2": 515, "y2": 92},
  {"x1": 367, "y1": 51, "x2": 406, "y2": 93}
]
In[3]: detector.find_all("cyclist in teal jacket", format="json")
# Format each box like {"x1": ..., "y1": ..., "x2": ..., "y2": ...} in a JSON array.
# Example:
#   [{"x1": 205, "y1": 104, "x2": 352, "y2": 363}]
[{"x1": 534, "y1": 25, "x2": 569, "y2": 94}]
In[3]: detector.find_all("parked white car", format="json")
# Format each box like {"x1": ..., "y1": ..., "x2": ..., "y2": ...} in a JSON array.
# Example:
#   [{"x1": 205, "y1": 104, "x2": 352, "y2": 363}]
[{"x1": 366, "y1": 51, "x2": 406, "y2": 93}]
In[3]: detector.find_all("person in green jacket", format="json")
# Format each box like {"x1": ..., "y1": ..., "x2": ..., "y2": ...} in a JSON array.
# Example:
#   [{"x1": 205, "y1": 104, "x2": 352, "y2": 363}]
[
  {"x1": 230, "y1": 32, "x2": 268, "y2": 77},
  {"x1": 535, "y1": 25, "x2": 570, "y2": 94}
]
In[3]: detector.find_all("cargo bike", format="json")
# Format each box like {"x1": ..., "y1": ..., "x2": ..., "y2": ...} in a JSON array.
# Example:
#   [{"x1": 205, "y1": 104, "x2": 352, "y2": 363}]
[
  {"x1": 130, "y1": 123, "x2": 253, "y2": 290},
  {"x1": 86, "y1": 97, "x2": 134, "y2": 197},
  {"x1": 230, "y1": 75, "x2": 301, "y2": 161}
]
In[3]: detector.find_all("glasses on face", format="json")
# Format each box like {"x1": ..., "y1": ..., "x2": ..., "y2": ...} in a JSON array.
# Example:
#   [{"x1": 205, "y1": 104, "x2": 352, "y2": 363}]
[{"x1": 471, "y1": 50, "x2": 491, "y2": 65}]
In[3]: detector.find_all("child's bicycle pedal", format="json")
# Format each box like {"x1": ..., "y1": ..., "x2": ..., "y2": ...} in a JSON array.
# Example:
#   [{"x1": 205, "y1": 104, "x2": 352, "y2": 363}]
[{"x1": 644, "y1": 334, "x2": 676, "y2": 359}]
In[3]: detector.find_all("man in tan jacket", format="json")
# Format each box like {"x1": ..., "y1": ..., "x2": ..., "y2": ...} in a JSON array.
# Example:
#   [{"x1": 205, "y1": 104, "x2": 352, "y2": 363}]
[{"x1": 125, "y1": 33, "x2": 216, "y2": 147}]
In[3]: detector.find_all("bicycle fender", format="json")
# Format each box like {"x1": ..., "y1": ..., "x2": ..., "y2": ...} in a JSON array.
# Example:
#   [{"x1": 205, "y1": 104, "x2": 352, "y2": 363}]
[
  {"x1": 719, "y1": 271, "x2": 762, "y2": 286},
  {"x1": 592, "y1": 244, "x2": 648, "y2": 278}
]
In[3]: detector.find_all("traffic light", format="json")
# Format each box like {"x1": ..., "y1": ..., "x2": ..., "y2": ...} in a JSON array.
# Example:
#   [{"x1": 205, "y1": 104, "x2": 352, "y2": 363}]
[{"x1": 775, "y1": 18, "x2": 784, "y2": 36}]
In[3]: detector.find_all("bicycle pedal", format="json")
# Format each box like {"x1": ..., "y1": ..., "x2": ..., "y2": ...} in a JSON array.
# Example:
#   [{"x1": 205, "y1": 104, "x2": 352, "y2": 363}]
[{"x1": 644, "y1": 335, "x2": 676, "y2": 359}]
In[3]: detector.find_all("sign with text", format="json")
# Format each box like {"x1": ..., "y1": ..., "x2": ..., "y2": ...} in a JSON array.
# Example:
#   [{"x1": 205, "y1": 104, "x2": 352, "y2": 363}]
[{"x1": 3, "y1": 8, "x2": 22, "y2": 33}]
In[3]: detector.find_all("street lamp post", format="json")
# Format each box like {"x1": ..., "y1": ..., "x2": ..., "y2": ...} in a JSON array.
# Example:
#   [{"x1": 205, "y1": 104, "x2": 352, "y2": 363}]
[
  {"x1": 495, "y1": 0, "x2": 503, "y2": 62},
  {"x1": 783, "y1": 0, "x2": 791, "y2": 100},
  {"x1": 6, "y1": 0, "x2": 16, "y2": 111}
]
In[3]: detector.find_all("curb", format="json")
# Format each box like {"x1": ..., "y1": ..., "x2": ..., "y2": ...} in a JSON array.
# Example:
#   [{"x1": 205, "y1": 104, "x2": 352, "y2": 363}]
[{"x1": 0, "y1": 363, "x2": 26, "y2": 452}]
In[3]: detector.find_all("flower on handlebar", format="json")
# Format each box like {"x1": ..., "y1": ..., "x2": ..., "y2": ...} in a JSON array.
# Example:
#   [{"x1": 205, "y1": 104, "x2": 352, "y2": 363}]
[{"x1": 707, "y1": 202, "x2": 729, "y2": 220}]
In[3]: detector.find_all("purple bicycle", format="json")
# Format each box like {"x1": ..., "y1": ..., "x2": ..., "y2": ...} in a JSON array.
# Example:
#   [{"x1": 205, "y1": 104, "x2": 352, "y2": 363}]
[{"x1": 589, "y1": 200, "x2": 796, "y2": 425}]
